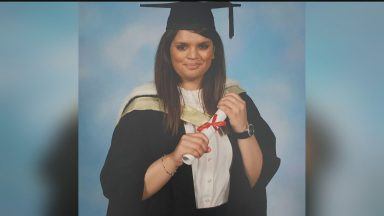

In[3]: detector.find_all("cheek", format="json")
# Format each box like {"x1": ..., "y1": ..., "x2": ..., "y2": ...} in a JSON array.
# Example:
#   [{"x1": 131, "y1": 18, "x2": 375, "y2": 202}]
[
  {"x1": 203, "y1": 58, "x2": 213, "y2": 70},
  {"x1": 170, "y1": 49, "x2": 185, "y2": 76},
  {"x1": 170, "y1": 48, "x2": 185, "y2": 63},
  {"x1": 200, "y1": 49, "x2": 214, "y2": 68},
  {"x1": 201, "y1": 48, "x2": 214, "y2": 60}
]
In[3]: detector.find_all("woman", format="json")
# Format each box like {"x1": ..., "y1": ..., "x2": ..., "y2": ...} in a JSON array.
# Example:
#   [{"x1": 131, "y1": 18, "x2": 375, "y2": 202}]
[{"x1": 101, "y1": 2, "x2": 280, "y2": 216}]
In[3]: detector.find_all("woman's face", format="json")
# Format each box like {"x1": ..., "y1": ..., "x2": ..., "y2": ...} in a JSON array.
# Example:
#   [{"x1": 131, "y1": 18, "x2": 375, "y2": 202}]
[{"x1": 170, "y1": 30, "x2": 214, "y2": 89}]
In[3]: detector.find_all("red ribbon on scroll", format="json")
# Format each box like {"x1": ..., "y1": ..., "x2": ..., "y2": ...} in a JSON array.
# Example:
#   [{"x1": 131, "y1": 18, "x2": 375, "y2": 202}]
[{"x1": 197, "y1": 114, "x2": 226, "y2": 132}]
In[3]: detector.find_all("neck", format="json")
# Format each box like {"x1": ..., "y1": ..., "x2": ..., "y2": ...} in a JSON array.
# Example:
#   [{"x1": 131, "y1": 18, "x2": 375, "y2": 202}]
[{"x1": 179, "y1": 81, "x2": 202, "y2": 90}]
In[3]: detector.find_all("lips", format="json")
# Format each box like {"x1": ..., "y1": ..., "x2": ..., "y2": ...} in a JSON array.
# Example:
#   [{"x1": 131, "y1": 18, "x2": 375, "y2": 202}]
[{"x1": 184, "y1": 63, "x2": 202, "y2": 70}]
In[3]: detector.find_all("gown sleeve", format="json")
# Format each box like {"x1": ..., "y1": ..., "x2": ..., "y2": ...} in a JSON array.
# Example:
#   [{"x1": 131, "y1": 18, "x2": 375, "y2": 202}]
[
  {"x1": 240, "y1": 93, "x2": 281, "y2": 189},
  {"x1": 100, "y1": 110, "x2": 153, "y2": 216}
]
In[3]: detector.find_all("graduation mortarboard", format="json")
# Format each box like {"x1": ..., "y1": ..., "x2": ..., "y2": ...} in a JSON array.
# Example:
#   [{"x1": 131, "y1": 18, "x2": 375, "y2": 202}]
[{"x1": 140, "y1": 1, "x2": 241, "y2": 39}]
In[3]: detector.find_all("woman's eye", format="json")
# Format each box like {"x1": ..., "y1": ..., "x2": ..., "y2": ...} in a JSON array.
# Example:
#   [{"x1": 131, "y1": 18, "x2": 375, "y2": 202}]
[
  {"x1": 198, "y1": 44, "x2": 209, "y2": 50},
  {"x1": 176, "y1": 45, "x2": 187, "y2": 51}
]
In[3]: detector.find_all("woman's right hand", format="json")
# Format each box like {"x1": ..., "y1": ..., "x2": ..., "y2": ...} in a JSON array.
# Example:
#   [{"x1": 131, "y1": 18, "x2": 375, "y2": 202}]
[{"x1": 169, "y1": 132, "x2": 210, "y2": 166}]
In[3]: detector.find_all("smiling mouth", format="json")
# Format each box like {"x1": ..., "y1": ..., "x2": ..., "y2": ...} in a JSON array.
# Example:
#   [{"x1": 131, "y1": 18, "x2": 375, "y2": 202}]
[{"x1": 184, "y1": 63, "x2": 202, "y2": 70}]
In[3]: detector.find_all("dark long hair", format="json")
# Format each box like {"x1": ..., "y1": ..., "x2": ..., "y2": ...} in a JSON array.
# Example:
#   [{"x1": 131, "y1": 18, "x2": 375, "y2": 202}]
[{"x1": 155, "y1": 28, "x2": 227, "y2": 135}]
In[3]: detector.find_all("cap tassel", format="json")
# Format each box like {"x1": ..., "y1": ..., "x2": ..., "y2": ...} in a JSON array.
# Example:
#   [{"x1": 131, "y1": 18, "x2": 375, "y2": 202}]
[{"x1": 229, "y1": 5, "x2": 234, "y2": 39}]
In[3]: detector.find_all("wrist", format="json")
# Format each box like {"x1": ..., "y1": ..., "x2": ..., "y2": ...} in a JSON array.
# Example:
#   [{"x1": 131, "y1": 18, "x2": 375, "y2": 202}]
[
  {"x1": 167, "y1": 152, "x2": 183, "y2": 168},
  {"x1": 161, "y1": 155, "x2": 176, "y2": 177},
  {"x1": 233, "y1": 122, "x2": 249, "y2": 133},
  {"x1": 233, "y1": 122, "x2": 255, "y2": 139}
]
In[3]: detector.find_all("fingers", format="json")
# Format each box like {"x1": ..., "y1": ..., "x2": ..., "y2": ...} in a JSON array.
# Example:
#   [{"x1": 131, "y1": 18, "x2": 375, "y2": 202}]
[
  {"x1": 222, "y1": 94, "x2": 241, "y2": 105},
  {"x1": 224, "y1": 93, "x2": 246, "y2": 104},
  {"x1": 217, "y1": 93, "x2": 249, "y2": 133},
  {"x1": 218, "y1": 94, "x2": 246, "y2": 113},
  {"x1": 219, "y1": 97, "x2": 237, "y2": 109},
  {"x1": 178, "y1": 133, "x2": 211, "y2": 159},
  {"x1": 220, "y1": 93, "x2": 246, "y2": 107},
  {"x1": 217, "y1": 102, "x2": 233, "y2": 116},
  {"x1": 184, "y1": 135, "x2": 209, "y2": 153},
  {"x1": 217, "y1": 93, "x2": 248, "y2": 118},
  {"x1": 184, "y1": 134, "x2": 208, "y2": 146},
  {"x1": 189, "y1": 132, "x2": 209, "y2": 144},
  {"x1": 192, "y1": 132, "x2": 212, "y2": 153},
  {"x1": 184, "y1": 146, "x2": 203, "y2": 158},
  {"x1": 185, "y1": 144, "x2": 205, "y2": 158}
]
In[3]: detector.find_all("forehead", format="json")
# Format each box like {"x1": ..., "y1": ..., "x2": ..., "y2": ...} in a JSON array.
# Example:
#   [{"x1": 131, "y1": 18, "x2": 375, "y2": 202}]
[{"x1": 172, "y1": 30, "x2": 212, "y2": 43}]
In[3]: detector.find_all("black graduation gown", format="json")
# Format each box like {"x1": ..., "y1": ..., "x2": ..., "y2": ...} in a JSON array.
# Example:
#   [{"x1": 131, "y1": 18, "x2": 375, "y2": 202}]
[{"x1": 100, "y1": 92, "x2": 281, "y2": 216}]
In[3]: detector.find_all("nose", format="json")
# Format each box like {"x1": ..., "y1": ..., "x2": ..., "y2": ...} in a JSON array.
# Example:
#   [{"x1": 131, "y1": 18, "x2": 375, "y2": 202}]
[{"x1": 187, "y1": 47, "x2": 198, "y2": 59}]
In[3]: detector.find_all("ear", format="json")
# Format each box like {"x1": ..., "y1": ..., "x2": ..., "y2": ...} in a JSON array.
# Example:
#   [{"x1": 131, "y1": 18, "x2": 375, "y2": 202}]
[{"x1": 212, "y1": 46, "x2": 215, "y2": 59}]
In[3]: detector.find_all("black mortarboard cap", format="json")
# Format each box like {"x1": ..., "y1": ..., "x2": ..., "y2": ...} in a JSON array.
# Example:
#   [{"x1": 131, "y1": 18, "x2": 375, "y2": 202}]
[{"x1": 140, "y1": 1, "x2": 241, "y2": 39}]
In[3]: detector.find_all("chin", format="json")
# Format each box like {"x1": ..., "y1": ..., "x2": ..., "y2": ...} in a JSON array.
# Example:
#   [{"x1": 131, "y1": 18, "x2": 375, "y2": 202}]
[
  {"x1": 180, "y1": 74, "x2": 202, "y2": 82},
  {"x1": 186, "y1": 71, "x2": 207, "y2": 78}
]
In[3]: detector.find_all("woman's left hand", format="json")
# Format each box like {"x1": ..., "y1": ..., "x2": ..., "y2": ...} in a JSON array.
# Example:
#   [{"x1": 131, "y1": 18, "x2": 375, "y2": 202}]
[{"x1": 217, "y1": 93, "x2": 249, "y2": 133}]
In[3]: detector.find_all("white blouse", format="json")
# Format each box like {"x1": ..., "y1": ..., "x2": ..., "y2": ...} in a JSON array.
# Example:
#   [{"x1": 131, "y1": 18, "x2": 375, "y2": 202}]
[{"x1": 179, "y1": 87, "x2": 233, "y2": 209}]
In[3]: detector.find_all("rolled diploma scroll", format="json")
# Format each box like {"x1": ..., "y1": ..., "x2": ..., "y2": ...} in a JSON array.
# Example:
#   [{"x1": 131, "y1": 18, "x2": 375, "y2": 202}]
[{"x1": 182, "y1": 109, "x2": 227, "y2": 165}]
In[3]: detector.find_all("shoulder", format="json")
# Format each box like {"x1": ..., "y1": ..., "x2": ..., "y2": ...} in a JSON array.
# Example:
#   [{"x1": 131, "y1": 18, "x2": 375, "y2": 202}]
[
  {"x1": 114, "y1": 109, "x2": 166, "y2": 140},
  {"x1": 225, "y1": 78, "x2": 247, "y2": 95},
  {"x1": 225, "y1": 78, "x2": 249, "y2": 99},
  {"x1": 128, "y1": 82, "x2": 157, "y2": 97},
  {"x1": 117, "y1": 109, "x2": 161, "y2": 128},
  {"x1": 119, "y1": 82, "x2": 157, "y2": 110},
  {"x1": 116, "y1": 82, "x2": 159, "y2": 121},
  {"x1": 225, "y1": 78, "x2": 240, "y2": 88}
]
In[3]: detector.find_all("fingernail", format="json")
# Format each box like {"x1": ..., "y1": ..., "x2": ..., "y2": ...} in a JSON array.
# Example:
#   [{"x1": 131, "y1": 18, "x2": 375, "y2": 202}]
[{"x1": 207, "y1": 147, "x2": 211, "y2": 152}]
